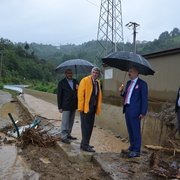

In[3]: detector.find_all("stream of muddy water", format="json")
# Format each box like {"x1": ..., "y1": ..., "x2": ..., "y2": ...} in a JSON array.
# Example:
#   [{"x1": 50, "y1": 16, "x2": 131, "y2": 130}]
[{"x1": 0, "y1": 90, "x2": 39, "y2": 179}]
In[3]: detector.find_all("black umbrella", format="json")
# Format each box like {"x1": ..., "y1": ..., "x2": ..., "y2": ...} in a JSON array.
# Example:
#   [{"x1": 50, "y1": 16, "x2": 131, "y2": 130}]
[
  {"x1": 55, "y1": 59, "x2": 94, "y2": 75},
  {"x1": 102, "y1": 51, "x2": 155, "y2": 75}
]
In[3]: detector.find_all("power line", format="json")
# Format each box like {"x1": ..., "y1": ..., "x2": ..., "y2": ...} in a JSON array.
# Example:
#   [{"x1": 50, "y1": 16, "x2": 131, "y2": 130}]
[{"x1": 85, "y1": 0, "x2": 99, "y2": 8}]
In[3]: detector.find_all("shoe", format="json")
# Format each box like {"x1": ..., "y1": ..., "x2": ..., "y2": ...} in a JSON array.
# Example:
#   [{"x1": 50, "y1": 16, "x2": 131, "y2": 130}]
[
  {"x1": 61, "y1": 139, "x2": 70, "y2": 144},
  {"x1": 121, "y1": 149, "x2": 131, "y2": 154},
  {"x1": 80, "y1": 145, "x2": 94, "y2": 149},
  {"x1": 89, "y1": 145, "x2": 94, "y2": 148},
  {"x1": 81, "y1": 146, "x2": 96, "y2": 153},
  {"x1": 128, "y1": 151, "x2": 140, "y2": 158},
  {"x1": 67, "y1": 135, "x2": 77, "y2": 140}
]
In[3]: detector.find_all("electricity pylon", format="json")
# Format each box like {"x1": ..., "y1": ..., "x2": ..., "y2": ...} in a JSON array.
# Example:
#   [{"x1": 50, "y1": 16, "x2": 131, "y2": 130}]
[{"x1": 97, "y1": 0, "x2": 124, "y2": 59}]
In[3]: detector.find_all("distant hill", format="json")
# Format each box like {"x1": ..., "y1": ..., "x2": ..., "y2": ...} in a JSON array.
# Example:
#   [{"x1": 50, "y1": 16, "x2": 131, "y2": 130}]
[
  {"x1": 0, "y1": 38, "x2": 55, "y2": 84},
  {"x1": 1, "y1": 27, "x2": 180, "y2": 83},
  {"x1": 28, "y1": 27, "x2": 180, "y2": 68},
  {"x1": 0, "y1": 27, "x2": 180, "y2": 92}
]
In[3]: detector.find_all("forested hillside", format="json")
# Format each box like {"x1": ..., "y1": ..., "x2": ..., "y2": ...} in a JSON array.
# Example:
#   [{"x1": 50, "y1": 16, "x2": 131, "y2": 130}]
[
  {"x1": 29, "y1": 27, "x2": 180, "y2": 67},
  {"x1": 0, "y1": 39, "x2": 56, "y2": 93},
  {"x1": 0, "y1": 27, "x2": 180, "y2": 93}
]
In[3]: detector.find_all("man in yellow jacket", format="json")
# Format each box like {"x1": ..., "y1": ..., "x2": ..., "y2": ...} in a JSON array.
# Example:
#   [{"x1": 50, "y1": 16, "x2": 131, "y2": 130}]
[{"x1": 78, "y1": 67, "x2": 102, "y2": 152}]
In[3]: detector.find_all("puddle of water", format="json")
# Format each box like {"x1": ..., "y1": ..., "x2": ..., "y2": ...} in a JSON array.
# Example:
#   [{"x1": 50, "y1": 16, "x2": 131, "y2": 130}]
[
  {"x1": 0, "y1": 90, "x2": 12, "y2": 108},
  {"x1": 0, "y1": 103, "x2": 17, "y2": 118},
  {"x1": 0, "y1": 102, "x2": 20, "y2": 131},
  {"x1": 0, "y1": 133, "x2": 39, "y2": 180},
  {"x1": 0, "y1": 91, "x2": 39, "y2": 180},
  {"x1": 0, "y1": 93, "x2": 24, "y2": 131}
]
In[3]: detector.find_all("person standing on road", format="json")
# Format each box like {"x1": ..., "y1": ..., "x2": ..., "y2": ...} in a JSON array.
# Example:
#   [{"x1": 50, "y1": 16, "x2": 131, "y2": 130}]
[
  {"x1": 175, "y1": 86, "x2": 180, "y2": 136},
  {"x1": 119, "y1": 66, "x2": 148, "y2": 158},
  {"x1": 57, "y1": 69, "x2": 78, "y2": 144},
  {"x1": 78, "y1": 67, "x2": 102, "y2": 152}
]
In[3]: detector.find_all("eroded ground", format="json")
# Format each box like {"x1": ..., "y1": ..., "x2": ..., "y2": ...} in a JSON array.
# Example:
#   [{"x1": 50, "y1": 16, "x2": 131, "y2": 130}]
[
  {"x1": 1, "y1": 90, "x2": 180, "y2": 180},
  {"x1": 0, "y1": 90, "x2": 110, "y2": 180}
]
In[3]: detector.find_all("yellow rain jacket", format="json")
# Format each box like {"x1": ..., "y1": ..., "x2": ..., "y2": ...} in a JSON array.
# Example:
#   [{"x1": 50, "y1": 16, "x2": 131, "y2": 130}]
[{"x1": 78, "y1": 75, "x2": 102, "y2": 115}]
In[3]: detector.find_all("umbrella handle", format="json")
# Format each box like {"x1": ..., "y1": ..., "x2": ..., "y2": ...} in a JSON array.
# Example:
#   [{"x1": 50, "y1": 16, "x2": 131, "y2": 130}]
[
  {"x1": 118, "y1": 72, "x2": 127, "y2": 93},
  {"x1": 122, "y1": 72, "x2": 127, "y2": 85}
]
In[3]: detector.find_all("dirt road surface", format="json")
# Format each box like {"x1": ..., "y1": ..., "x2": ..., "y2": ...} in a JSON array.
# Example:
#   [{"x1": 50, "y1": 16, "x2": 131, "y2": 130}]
[{"x1": 1, "y1": 90, "x2": 180, "y2": 180}]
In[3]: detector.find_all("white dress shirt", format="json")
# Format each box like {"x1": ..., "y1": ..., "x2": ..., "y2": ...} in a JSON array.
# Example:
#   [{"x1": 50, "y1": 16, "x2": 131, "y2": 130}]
[{"x1": 126, "y1": 77, "x2": 138, "y2": 104}]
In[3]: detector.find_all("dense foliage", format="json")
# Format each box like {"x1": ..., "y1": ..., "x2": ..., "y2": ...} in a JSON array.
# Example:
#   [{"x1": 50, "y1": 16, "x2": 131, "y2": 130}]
[
  {"x1": 0, "y1": 38, "x2": 57, "y2": 93},
  {"x1": 0, "y1": 27, "x2": 180, "y2": 93},
  {"x1": 30, "y1": 27, "x2": 180, "y2": 68}
]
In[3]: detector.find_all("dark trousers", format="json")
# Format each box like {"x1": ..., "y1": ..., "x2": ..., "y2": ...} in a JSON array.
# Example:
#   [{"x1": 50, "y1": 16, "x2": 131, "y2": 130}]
[
  {"x1": 80, "y1": 107, "x2": 96, "y2": 148},
  {"x1": 125, "y1": 106, "x2": 141, "y2": 153},
  {"x1": 177, "y1": 108, "x2": 180, "y2": 135}
]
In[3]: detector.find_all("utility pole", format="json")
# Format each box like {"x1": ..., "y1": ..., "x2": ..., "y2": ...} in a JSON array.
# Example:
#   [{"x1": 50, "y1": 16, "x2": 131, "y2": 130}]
[
  {"x1": 126, "y1": 22, "x2": 140, "y2": 53},
  {"x1": 97, "y1": 0, "x2": 124, "y2": 58}
]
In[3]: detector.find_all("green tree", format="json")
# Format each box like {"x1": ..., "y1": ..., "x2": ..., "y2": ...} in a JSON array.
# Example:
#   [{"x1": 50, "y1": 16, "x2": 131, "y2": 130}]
[{"x1": 170, "y1": 28, "x2": 180, "y2": 38}]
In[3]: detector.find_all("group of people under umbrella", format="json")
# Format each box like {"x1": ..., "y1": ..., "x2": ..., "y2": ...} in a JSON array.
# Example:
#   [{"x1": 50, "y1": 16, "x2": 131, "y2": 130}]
[{"x1": 56, "y1": 51, "x2": 158, "y2": 157}]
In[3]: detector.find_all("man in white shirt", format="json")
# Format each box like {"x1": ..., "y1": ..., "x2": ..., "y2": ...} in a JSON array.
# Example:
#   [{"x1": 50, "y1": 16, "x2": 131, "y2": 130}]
[{"x1": 119, "y1": 66, "x2": 148, "y2": 158}]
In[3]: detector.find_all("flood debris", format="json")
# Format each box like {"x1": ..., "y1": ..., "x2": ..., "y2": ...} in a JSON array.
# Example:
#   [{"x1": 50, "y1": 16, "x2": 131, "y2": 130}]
[
  {"x1": 7, "y1": 113, "x2": 41, "y2": 138},
  {"x1": 39, "y1": 157, "x2": 51, "y2": 164},
  {"x1": 118, "y1": 166, "x2": 134, "y2": 175},
  {"x1": 18, "y1": 128, "x2": 60, "y2": 148},
  {"x1": 145, "y1": 145, "x2": 180, "y2": 154},
  {"x1": 156, "y1": 103, "x2": 178, "y2": 137},
  {"x1": 150, "y1": 152, "x2": 180, "y2": 178},
  {"x1": 145, "y1": 102, "x2": 180, "y2": 179},
  {"x1": 0, "y1": 135, "x2": 16, "y2": 145},
  {"x1": 5, "y1": 113, "x2": 61, "y2": 148}
]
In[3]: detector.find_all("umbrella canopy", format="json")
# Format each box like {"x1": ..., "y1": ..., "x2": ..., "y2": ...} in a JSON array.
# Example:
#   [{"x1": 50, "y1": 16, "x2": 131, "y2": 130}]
[
  {"x1": 55, "y1": 59, "x2": 94, "y2": 75},
  {"x1": 102, "y1": 51, "x2": 155, "y2": 75}
]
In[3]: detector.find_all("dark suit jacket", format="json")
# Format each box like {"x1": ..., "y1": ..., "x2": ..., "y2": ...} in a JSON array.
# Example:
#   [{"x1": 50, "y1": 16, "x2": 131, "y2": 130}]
[
  {"x1": 122, "y1": 78, "x2": 148, "y2": 116},
  {"x1": 57, "y1": 78, "x2": 78, "y2": 111},
  {"x1": 175, "y1": 87, "x2": 180, "y2": 113}
]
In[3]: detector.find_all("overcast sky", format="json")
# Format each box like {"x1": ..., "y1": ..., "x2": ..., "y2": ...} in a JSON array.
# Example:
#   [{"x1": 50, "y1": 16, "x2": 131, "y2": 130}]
[{"x1": 0, "y1": 0, "x2": 179, "y2": 46}]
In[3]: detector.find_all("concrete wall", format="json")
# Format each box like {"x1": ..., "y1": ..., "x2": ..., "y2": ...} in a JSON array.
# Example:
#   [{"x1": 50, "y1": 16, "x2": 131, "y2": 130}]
[
  {"x1": 103, "y1": 51, "x2": 180, "y2": 102},
  {"x1": 143, "y1": 53, "x2": 180, "y2": 101},
  {"x1": 95, "y1": 103, "x2": 169, "y2": 146}
]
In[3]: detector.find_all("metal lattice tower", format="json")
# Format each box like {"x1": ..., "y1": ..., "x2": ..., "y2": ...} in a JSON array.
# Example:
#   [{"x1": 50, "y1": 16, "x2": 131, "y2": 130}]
[{"x1": 97, "y1": 0, "x2": 124, "y2": 57}]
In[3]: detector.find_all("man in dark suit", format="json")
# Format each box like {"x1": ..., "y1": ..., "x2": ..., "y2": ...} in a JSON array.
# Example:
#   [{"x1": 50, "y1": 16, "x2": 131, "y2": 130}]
[
  {"x1": 119, "y1": 66, "x2": 148, "y2": 158},
  {"x1": 57, "y1": 69, "x2": 78, "y2": 144},
  {"x1": 175, "y1": 86, "x2": 180, "y2": 135}
]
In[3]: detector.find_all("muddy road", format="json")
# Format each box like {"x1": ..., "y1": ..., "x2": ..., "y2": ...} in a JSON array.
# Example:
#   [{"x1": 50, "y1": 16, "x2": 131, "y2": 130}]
[
  {"x1": 0, "y1": 90, "x2": 110, "y2": 180},
  {"x1": 1, "y1": 89, "x2": 180, "y2": 180}
]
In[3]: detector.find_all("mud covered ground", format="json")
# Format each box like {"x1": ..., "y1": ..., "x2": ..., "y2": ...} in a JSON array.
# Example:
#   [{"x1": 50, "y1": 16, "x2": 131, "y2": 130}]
[
  {"x1": 20, "y1": 145, "x2": 110, "y2": 180},
  {"x1": 0, "y1": 91, "x2": 110, "y2": 180},
  {"x1": 1, "y1": 90, "x2": 180, "y2": 180}
]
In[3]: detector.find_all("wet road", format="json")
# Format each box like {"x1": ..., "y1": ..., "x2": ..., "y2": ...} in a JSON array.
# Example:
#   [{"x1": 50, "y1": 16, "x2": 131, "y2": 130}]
[
  {"x1": 0, "y1": 89, "x2": 177, "y2": 180},
  {"x1": 22, "y1": 93, "x2": 128, "y2": 153},
  {"x1": 0, "y1": 134, "x2": 39, "y2": 180},
  {"x1": 24, "y1": 89, "x2": 169, "y2": 146},
  {"x1": 0, "y1": 90, "x2": 13, "y2": 129},
  {"x1": 0, "y1": 90, "x2": 39, "y2": 179}
]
